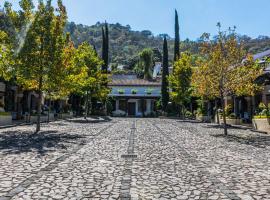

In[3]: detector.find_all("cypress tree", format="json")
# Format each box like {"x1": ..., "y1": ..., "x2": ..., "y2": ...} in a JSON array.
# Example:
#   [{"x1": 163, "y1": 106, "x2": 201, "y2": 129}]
[
  {"x1": 161, "y1": 36, "x2": 169, "y2": 111},
  {"x1": 101, "y1": 27, "x2": 107, "y2": 72},
  {"x1": 105, "y1": 22, "x2": 109, "y2": 70},
  {"x1": 101, "y1": 22, "x2": 109, "y2": 73},
  {"x1": 174, "y1": 9, "x2": 180, "y2": 62}
]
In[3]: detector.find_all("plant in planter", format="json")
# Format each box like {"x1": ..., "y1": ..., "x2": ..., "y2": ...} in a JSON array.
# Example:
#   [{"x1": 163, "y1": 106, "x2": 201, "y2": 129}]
[
  {"x1": 0, "y1": 112, "x2": 11, "y2": 116},
  {"x1": 131, "y1": 89, "x2": 138, "y2": 94},
  {"x1": 252, "y1": 102, "x2": 270, "y2": 133},
  {"x1": 118, "y1": 89, "x2": 125, "y2": 94},
  {"x1": 145, "y1": 88, "x2": 153, "y2": 95}
]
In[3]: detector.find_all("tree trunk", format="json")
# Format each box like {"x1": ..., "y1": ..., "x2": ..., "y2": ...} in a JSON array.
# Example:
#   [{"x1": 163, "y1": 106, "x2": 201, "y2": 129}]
[
  {"x1": 47, "y1": 99, "x2": 51, "y2": 123},
  {"x1": 36, "y1": 91, "x2": 42, "y2": 133},
  {"x1": 215, "y1": 99, "x2": 220, "y2": 125},
  {"x1": 221, "y1": 95, "x2": 228, "y2": 135},
  {"x1": 84, "y1": 91, "x2": 89, "y2": 119}
]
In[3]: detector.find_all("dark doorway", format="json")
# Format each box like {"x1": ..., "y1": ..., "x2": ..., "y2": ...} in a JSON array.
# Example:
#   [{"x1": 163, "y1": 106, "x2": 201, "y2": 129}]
[{"x1": 128, "y1": 102, "x2": 136, "y2": 116}]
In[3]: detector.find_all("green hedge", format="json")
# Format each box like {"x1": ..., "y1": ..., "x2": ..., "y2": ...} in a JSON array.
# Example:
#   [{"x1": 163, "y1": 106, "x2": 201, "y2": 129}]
[
  {"x1": 0, "y1": 112, "x2": 11, "y2": 116},
  {"x1": 253, "y1": 115, "x2": 269, "y2": 119}
]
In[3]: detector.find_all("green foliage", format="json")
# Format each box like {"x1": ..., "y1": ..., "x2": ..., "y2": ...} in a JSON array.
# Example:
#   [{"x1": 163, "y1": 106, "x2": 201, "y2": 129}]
[
  {"x1": 169, "y1": 52, "x2": 193, "y2": 107},
  {"x1": 118, "y1": 89, "x2": 125, "y2": 94},
  {"x1": 139, "y1": 48, "x2": 153, "y2": 80},
  {"x1": 0, "y1": 31, "x2": 14, "y2": 81},
  {"x1": 101, "y1": 22, "x2": 109, "y2": 72},
  {"x1": 0, "y1": 112, "x2": 11, "y2": 116},
  {"x1": 225, "y1": 104, "x2": 233, "y2": 117},
  {"x1": 145, "y1": 88, "x2": 153, "y2": 95},
  {"x1": 161, "y1": 36, "x2": 169, "y2": 111},
  {"x1": 174, "y1": 9, "x2": 180, "y2": 62},
  {"x1": 131, "y1": 89, "x2": 138, "y2": 94}
]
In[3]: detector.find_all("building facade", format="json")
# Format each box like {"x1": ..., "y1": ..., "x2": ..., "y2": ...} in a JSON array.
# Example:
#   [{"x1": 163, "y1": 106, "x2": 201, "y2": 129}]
[{"x1": 109, "y1": 75, "x2": 161, "y2": 117}]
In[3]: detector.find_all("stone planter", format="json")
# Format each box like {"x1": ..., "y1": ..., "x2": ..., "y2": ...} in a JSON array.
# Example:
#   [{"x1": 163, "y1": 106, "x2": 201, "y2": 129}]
[
  {"x1": 0, "y1": 115, "x2": 12, "y2": 126},
  {"x1": 221, "y1": 118, "x2": 241, "y2": 125},
  {"x1": 196, "y1": 115, "x2": 211, "y2": 122},
  {"x1": 252, "y1": 118, "x2": 270, "y2": 133}
]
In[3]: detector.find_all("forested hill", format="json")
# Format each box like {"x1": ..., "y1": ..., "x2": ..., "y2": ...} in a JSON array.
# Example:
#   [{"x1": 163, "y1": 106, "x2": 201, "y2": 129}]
[
  {"x1": 65, "y1": 22, "x2": 173, "y2": 65},
  {"x1": 66, "y1": 22, "x2": 270, "y2": 65}
]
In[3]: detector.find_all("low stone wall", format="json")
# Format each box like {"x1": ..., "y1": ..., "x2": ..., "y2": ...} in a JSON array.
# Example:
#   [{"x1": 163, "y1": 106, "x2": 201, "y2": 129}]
[
  {"x1": 30, "y1": 113, "x2": 55, "y2": 123},
  {"x1": 196, "y1": 115, "x2": 211, "y2": 122},
  {"x1": 252, "y1": 118, "x2": 270, "y2": 133},
  {"x1": 59, "y1": 113, "x2": 73, "y2": 119},
  {"x1": 0, "y1": 115, "x2": 12, "y2": 126}
]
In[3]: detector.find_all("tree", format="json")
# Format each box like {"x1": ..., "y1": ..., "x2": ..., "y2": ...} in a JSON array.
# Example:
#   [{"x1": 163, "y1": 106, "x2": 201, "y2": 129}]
[
  {"x1": 161, "y1": 36, "x2": 169, "y2": 111},
  {"x1": 169, "y1": 52, "x2": 192, "y2": 117},
  {"x1": 192, "y1": 25, "x2": 263, "y2": 135},
  {"x1": 15, "y1": 0, "x2": 69, "y2": 132},
  {"x1": 174, "y1": 9, "x2": 180, "y2": 62},
  {"x1": 139, "y1": 48, "x2": 153, "y2": 80},
  {"x1": 102, "y1": 22, "x2": 109, "y2": 73},
  {"x1": 0, "y1": 31, "x2": 14, "y2": 81},
  {"x1": 73, "y1": 42, "x2": 109, "y2": 118}
]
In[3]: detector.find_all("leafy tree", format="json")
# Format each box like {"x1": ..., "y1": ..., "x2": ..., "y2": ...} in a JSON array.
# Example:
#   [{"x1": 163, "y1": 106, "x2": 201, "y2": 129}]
[
  {"x1": 169, "y1": 52, "x2": 192, "y2": 117},
  {"x1": 0, "y1": 31, "x2": 14, "y2": 81},
  {"x1": 192, "y1": 25, "x2": 263, "y2": 135},
  {"x1": 174, "y1": 9, "x2": 180, "y2": 62},
  {"x1": 73, "y1": 42, "x2": 109, "y2": 117},
  {"x1": 161, "y1": 36, "x2": 169, "y2": 111},
  {"x1": 139, "y1": 48, "x2": 153, "y2": 80},
  {"x1": 15, "y1": 0, "x2": 69, "y2": 132}
]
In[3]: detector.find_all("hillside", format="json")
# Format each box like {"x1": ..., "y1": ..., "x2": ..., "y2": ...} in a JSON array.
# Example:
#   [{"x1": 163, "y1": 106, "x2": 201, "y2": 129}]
[
  {"x1": 65, "y1": 22, "x2": 176, "y2": 66},
  {"x1": 66, "y1": 22, "x2": 270, "y2": 66}
]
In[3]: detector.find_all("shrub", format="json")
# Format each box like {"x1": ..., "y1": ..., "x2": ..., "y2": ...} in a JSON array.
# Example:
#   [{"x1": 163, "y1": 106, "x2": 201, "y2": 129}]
[
  {"x1": 225, "y1": 104, "x2": 233, "y2": 117},
  {"x1": 0, "y1": 112, "x2": 11, "y2": 116},
  {"x1": 185, "y1": 111, "x2": 193, "y2": 118},
  {"x1": 228, "y1": 113, "x2": 237, "y2": 119}
]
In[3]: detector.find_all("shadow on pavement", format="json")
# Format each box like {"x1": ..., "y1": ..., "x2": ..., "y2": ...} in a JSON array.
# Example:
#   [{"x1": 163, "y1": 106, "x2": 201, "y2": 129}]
[
  {"x1": 67, "y1": 116, "x2": 112, "y2": 124},
  {"x1": 211, "y1": 133, "x2": 270, "y2": 148},
  {"x1": 0, "y1": 130, "x2": 86, "y2": 155}
]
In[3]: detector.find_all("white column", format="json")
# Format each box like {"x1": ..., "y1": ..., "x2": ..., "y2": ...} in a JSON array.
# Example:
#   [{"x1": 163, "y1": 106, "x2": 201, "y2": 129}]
[
  {"x1": 146, "y1": 99, "x2": 151, "y2": 113},
  {"x1": 135, "y1": 100, "x2": 139, "y2": 116}
]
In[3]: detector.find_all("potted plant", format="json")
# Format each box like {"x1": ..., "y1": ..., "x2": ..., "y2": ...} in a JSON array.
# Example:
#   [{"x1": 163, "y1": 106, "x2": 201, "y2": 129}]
[
  {"x1": 145, "y1": 88, "x2": 153, "y2": 95},
  {"x1": 131, "y1": 89, "x2": 138, "y2": 94},
  {"x1": 118, "y1": 89, "x2": 125, "y2": 94},
  {"x1": 252, "y1": 102, "x2": 270, "y2": 133},
  {"x1": 195, "y1": 99, "x2": 211, "y2": 122}
]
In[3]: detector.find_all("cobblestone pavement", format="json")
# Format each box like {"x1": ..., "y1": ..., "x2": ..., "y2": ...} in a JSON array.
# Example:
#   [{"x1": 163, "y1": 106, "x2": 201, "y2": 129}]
[{"x1": 0, "y1": 118, "x2": 269, "y2": 200}]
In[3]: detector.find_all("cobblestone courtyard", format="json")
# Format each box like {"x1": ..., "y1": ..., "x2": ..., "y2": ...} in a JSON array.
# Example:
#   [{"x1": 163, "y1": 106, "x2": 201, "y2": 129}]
[{"x1": 0, "y1": 118, "x2": 269, "y2": 200}]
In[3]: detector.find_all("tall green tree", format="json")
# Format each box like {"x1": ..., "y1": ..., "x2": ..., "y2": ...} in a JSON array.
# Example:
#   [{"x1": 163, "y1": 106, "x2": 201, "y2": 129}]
[
  {"x1": 174, "y1": 9, "x2": 180, "y2": 62},
  {"x1": 102, "y1": 22, "x2": 109, "y2": 73},
  {"x1": 161, "y1": 36, "x2": 169, "y2": 111},
  {"x1": 169, "y1": 52, "x2": 192, "y2": 117}
]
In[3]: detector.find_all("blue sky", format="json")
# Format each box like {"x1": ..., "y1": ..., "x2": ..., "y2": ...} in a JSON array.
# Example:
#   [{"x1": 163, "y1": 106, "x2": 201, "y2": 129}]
[{"x1": 2, "y1": 0, "x2": 270, "y2": 40}]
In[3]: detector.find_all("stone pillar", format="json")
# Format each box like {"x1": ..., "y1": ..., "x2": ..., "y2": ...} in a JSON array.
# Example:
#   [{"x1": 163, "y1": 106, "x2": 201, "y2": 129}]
[
  {"x1": 116, "y1": 99, "x2": 119, "y2": 110},
  {"x1": 146, "y1": 99, "x2": 151, "y2": 113}
]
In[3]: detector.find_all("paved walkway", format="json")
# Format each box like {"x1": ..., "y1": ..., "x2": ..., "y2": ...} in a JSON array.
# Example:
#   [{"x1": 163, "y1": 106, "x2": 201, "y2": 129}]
[{"x1": 0, "y1": 118, "x2": 269, "y2": 200}]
